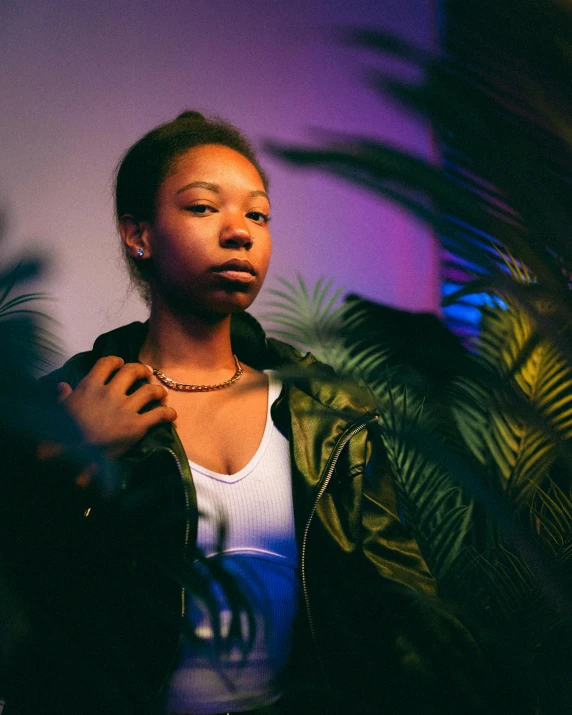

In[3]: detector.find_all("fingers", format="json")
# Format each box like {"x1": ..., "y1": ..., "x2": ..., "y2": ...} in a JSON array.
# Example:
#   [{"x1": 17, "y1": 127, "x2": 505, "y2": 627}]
[
  {"x1": 84, "y1": 356, "x2": 126, "y2": 385},
  {"x1": 128, "y1": 382, "x2": 169, "y2": 412},
  {"x1": 56, "y1": 382, "x2": 73, "y2": 402},
  {"x1": 83, "y1": 357, "x2": 153, "y2": 393},
  {"x1": 141, "y1": 404, "x2": 178, "y2": 430},
  {"x1": 55, "y1": 356, "x2": 178, "y2": 459},
  {"x1": 108, "y1": 362, "x2": 154, "y2": 394}
]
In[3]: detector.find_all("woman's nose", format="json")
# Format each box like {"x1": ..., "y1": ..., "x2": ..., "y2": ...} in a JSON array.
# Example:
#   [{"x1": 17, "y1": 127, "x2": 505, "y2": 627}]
[{"x1": 219, "y1": 223, "x2": 254, "y2": 250}]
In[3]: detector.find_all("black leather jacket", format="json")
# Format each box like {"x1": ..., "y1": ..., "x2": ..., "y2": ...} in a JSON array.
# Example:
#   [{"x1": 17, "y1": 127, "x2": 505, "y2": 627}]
[{"x1": 33, "y1": 313, "x2": 473, "y2": 715}]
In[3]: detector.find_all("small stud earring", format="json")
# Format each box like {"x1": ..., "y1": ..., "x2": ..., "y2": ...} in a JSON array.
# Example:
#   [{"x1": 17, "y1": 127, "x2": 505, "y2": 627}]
[{"x1": 136, "y1": 248, "x2": 145, "y2": 258}]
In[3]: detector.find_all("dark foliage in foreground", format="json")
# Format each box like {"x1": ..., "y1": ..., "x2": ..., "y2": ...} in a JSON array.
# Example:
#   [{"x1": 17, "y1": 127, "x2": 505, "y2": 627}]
[{"x1": 265, "y1": 1, "x2": 572, "y2": 711}]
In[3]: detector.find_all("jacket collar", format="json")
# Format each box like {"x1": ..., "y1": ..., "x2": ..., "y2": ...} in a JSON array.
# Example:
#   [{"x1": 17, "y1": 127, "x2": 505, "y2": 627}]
[{"x1": 89, "y1": 312, "x2": 376, "y2": 423}]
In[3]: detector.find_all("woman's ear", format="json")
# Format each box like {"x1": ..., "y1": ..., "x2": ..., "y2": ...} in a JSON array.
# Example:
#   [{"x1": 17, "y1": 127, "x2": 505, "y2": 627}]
[{"x1": 118, "y1": 214, "x2": 151, "y2": 259}]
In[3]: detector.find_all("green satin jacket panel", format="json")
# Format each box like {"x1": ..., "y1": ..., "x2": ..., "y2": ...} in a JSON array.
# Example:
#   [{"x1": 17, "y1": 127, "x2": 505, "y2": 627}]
[{"x1": 264, "y1": 348, "x2": 436, "y2": 597}]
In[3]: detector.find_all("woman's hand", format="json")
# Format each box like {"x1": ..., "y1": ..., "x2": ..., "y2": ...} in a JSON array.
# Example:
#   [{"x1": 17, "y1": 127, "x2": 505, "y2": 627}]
[{"x1": 57, "y1": 356, "x2": 177, "y2": 459}]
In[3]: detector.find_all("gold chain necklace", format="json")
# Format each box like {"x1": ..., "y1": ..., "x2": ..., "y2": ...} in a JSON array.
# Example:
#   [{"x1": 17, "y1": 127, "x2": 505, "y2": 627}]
[{"x1": 152, "y1": 355, "x2": 243, "y2": 392}]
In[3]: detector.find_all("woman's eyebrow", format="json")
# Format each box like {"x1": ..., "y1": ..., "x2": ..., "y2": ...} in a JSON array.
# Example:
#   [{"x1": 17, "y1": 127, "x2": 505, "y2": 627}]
[
  {"x1": 176, "y1": 180, "x2": 220, "y2": 194},
  {"x1": 176, "y1": 182, "x2": 270, "y2": 203},
  {"x1": 249, "y1": 190, "x2": 270, "y2": 202}
]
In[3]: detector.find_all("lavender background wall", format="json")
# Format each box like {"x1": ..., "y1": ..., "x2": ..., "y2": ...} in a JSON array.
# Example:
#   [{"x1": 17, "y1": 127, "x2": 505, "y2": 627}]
[{"x1": 0, "y1": 0, "x2": 437, "y2": 360}]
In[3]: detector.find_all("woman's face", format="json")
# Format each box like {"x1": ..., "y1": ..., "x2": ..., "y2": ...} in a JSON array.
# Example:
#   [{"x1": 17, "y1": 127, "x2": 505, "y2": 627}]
[{"x1": 137, "y1": 144, "x2": 272, "y2": 317}]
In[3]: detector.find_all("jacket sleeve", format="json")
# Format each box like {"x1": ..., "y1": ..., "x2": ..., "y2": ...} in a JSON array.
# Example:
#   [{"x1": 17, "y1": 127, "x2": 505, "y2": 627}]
[{"x1": 357, "y1": 423, "x2": 437, "y2": 596}]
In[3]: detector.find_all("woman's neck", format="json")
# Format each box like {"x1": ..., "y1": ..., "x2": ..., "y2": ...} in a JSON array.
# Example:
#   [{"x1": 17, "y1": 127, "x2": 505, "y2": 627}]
[{"x1": 138, "y1": 299, "x2": 236, "y2": 381}]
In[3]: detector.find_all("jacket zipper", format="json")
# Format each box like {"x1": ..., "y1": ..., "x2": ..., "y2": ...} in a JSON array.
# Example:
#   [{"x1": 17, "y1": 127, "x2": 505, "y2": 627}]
[
  {"x1": 165, "y1": 445, "x2": 191, "y2": 618},
  {"x1": 126, "y1": 443, "x2": 191, "y2": 695},
  {"x1": 300, "y1": 415, "x2": 377, "y2": 680}
]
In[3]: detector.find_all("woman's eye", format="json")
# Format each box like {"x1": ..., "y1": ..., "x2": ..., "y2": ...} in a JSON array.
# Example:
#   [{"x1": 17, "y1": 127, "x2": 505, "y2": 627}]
[
  {"x1": 187, "y1": 204, "x2": 216, "y2": 215},
  {"x1": 247, "y1": 211, "x2": 270, "y2": 224}
]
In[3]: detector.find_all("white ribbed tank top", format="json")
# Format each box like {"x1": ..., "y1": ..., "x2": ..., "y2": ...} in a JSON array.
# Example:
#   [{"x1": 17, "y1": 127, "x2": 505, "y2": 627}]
[{"x1": 167, "y1": 371, "x2": 299, "y2": 715}]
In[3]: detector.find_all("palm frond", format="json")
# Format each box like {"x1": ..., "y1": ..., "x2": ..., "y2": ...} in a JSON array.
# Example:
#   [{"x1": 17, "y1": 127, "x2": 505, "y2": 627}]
[
  {"x1": 529, "y1": 480, "x2": 572, "y2": 551},
  {"x1": 443, "y1": 246, "x2": 572, "y2": 502},
  {"x1": 0, "y1": 262, "x2": 62, "y2": 372},
  {"x1": 262, "y1": 274, "x2": 379, "y2": 376},
  {"x1": 376, "y1": 382, "x2": 474, "y2": 580},
  {"x1": 0, "y1": 291, "x2": 52, "y2": 315}
]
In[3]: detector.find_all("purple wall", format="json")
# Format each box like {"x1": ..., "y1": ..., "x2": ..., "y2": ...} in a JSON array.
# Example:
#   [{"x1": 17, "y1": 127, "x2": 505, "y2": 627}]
[{"x1": 0, "y1": 0, "x2": 437, "y2": 358}]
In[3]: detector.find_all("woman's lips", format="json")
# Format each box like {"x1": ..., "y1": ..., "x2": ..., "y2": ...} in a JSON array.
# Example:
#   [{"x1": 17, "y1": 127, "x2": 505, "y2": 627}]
[
  {"x1": 212, "y1": 269, "x2": 256, "y2": 283},
  {"x1": 211, "y1": 259, "x2": 257, "y2": 283}
]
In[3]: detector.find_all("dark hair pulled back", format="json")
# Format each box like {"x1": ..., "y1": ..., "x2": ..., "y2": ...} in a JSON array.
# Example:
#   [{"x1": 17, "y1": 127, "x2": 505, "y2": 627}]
[{"x1": 114, "y1": 111, "x2": 269, "y2": 301}]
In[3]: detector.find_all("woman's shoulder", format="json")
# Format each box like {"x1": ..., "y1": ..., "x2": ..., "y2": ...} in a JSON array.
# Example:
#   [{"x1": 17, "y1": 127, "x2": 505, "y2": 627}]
[
  {"x1": 264, "y1": 335, "x2": 378, "y2": 421},
  {"x1": 39, "y1": 321, "x2": 148, "y2": 393},
  {"x1": 39, "y1": 351, "x2": 99, "y2": 395}
]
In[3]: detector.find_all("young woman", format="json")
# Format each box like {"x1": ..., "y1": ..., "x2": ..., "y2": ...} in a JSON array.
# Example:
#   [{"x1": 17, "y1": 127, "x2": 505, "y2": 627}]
[{"x1": 37, "y1": 112, "x2": 469, "y2": 715}]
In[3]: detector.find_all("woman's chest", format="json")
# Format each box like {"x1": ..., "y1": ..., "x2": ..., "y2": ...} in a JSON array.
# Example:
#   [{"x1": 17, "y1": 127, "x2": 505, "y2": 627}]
[{"x1": 166, "y1": 377, "x2": 269, "y2": 475}]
